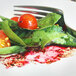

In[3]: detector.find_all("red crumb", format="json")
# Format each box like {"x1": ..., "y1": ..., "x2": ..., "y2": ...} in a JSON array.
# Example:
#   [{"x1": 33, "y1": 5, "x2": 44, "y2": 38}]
[{"x1": 0, "y1": 46, "x2": 75, "y2": 68}]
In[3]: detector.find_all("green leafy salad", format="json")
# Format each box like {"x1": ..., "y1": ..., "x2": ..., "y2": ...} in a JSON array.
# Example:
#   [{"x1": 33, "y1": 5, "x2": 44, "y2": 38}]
[{"x1": 0, "y1": 13, "x2": 76, "y2": 55}]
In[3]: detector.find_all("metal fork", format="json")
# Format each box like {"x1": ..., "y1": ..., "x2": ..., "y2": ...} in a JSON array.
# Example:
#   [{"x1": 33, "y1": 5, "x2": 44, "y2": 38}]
[{"x1": 14, "y1": 6, "x2": 63, "y2": 19}]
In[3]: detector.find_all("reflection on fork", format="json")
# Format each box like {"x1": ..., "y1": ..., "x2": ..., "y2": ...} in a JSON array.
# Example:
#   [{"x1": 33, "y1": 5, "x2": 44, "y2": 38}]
[{"x1": 14, "y1": 6, "x2": 63, "y2": 19}]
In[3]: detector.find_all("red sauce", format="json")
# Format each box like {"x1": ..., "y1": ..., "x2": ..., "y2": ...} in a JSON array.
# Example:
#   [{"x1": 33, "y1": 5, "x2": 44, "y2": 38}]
[{"x1": 0, "y1": 46, "x2": 75, "y2": 68}]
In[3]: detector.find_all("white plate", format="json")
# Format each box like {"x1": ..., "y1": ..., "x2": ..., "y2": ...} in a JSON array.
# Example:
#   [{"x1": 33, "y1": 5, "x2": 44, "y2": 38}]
[{"x1": 0, "y1": 0, "x2": 76, "y2": 76}]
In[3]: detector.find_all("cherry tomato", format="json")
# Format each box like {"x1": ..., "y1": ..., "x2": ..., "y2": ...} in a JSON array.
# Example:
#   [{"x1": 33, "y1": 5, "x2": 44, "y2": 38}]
[
  {"x1": 11, "y1": 17, "x2": 19, "y2": 22},
  {"x1": 0, "y1": 30, "x2": 11, "y2": 48},
  {"x1": 18, "y1": 14, "x2": 38, "y2": 30}
]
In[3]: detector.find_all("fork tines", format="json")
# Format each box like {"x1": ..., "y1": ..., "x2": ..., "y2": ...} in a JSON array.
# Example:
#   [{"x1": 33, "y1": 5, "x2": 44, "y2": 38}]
[{"x1": 14, "y1": 5, "x2": 62, "y2": 19}]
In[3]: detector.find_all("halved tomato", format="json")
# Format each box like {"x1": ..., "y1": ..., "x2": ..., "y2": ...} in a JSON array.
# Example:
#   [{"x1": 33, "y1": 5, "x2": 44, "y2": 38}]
[{"x1": 0, "y1": 30, "x2": 11, "y2": 48}]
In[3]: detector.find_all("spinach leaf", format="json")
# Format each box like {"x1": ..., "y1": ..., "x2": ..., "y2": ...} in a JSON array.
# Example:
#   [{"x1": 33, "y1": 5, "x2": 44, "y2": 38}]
[
  {"x1": 23, "y1": 25, "x2": 65, "y2": 47},
  {"x1": 23, "y1": 25, "x2": 76, "y2": 48},
  {"x1": 38, "y1": 13, "x2": 61, "y2": 29}
]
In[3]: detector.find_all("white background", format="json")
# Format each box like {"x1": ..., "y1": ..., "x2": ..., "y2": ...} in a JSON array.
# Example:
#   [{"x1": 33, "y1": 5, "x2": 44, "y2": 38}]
[{"x1": 0, "y1": 0, "x2": 76, "y2": 76}]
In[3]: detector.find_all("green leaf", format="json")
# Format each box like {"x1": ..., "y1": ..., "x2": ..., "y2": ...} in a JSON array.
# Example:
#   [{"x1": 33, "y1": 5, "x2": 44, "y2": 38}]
[
  {"x1": 0, "y1": 16, "x2": 18, "y2": 27},
  {"x1": 23, "y1": 25, "x2": 66, "y2": 48},
  {"x1": 13, "y1": 28, "x2": 33, "y2": 39},
  {"x1": 24, "y1": 25, "x2": 76, "y2": 48},
  {"x1": 38, "y1": 13, "x2": 61, "y2": 29},
  {"x1": 32, "y1": 26, "x2": 66, "y2": 48},
  {"x1": 63, "y1": 32, "x2": 76, "y2": 46},
  {"x1": 66, "y1": 27, "x2": 76, "y2": 37},
  {"x1": 1, "y1": 20, "x2": 26, "y2": 46},
  {"x1": 0, "y1": 46, "x2": 26, "y2": 54}
]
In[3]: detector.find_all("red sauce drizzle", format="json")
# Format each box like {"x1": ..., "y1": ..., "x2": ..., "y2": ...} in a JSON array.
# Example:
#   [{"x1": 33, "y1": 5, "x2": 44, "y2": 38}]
[{"x1": 0, "y1": 46, "x2": 75, "y2": 68}]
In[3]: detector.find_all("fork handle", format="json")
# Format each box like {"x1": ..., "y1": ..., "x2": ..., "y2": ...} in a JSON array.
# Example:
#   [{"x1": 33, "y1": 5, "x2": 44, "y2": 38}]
[{"x1": 48, "y1": 1, "x2": 76, "y2": 31}]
